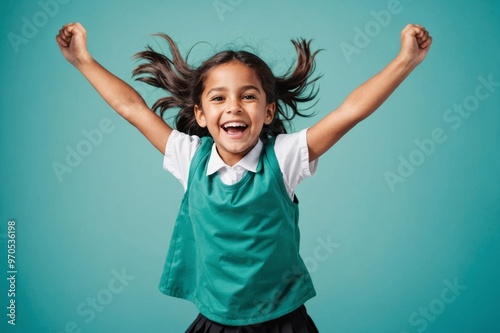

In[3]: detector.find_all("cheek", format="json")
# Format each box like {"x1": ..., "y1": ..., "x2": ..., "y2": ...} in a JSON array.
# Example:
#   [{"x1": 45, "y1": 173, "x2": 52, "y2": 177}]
[{"x1": 204, "y1": 113, "x2": 221, "y2": 128}]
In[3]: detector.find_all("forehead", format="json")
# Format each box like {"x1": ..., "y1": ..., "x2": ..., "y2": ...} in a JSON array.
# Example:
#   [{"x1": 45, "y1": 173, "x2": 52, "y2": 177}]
[{"x1": 203, "y1": 61, "x2": 262, "y2": 91}]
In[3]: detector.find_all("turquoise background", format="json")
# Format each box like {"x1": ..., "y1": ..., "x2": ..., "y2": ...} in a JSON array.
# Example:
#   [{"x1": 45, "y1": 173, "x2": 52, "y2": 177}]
[{"x1": 1, "y1": 0, "x2": 499, "y2": 332}]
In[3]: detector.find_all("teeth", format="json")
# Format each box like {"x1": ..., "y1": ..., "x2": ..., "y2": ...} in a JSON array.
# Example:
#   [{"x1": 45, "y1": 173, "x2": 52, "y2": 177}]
[{"x1": 222, "y1": 122, "x2": 247, "y2": 128}]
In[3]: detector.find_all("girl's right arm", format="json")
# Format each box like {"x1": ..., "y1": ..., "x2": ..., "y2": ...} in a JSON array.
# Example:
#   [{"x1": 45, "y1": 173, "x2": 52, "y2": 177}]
[{"x1": 55, "y1": 22, "x2": 172, "y2": 154}]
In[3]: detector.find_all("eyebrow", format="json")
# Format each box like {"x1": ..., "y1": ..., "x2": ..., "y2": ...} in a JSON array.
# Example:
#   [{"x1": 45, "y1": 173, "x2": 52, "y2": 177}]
[{"x1": 206, "y1": 85, "x2": 262, "y2": 96}]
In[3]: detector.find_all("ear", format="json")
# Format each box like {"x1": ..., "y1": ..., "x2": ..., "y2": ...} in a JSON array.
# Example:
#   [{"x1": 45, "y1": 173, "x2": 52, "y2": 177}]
[
  {"x1": 194, "y1": 105, "x2": 207, "y2": 128},
  {"x1": 264, "y1": 102, "x2": 276, "y2": 125}
]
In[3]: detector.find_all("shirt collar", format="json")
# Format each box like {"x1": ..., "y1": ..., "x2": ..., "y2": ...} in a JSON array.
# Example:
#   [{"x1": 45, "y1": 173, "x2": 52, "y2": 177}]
[{"x1": 206, "y1": 140, "x2": 263, "y2": 176}]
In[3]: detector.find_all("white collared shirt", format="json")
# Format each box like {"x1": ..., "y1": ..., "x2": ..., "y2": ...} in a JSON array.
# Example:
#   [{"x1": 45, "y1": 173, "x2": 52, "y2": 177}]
[
  {"x1": 163, "y1": 129, "x2": 318, "y2": 199},
  {"x1": 206, "y1": 139, "x2": 262, "y2": 184}
]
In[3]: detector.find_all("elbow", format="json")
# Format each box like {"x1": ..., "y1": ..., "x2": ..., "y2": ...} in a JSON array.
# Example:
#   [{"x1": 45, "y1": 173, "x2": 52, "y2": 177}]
[
  {"x1": 336, "y1": 104, "x2": 365, "y2": 128},
  {"x1": 112, "y1": 98, "x2": 147, "y2": 122}
]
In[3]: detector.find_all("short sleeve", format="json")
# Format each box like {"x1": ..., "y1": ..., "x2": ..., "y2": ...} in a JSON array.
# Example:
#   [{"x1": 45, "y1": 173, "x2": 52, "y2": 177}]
[
  {"x1": 163, "y1": 130, "x2": 201, "y2": 191},
  {"x1": 274, "y1": 128, "x2": 318, "y2": 198}
]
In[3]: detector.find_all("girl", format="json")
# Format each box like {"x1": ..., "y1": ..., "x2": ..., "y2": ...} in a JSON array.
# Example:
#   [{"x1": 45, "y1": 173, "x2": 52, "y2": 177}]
[{"x1": 56, "y1": 22, "x2": 432, "y2": 332}]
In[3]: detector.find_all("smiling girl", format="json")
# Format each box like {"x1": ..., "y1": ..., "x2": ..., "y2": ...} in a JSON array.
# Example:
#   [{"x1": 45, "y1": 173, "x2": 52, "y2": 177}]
[{"x1": 56, "y1": 22, "x2": 431, "y2": 332}]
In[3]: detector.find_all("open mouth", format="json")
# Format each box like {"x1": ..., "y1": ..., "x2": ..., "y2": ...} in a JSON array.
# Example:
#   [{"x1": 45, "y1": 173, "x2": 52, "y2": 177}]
[{"x1": 221, "y1": 122, "x2": 248, "y2": 135}]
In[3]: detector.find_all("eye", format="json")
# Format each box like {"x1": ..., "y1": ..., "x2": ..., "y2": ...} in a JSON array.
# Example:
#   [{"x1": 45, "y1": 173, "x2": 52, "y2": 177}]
[
  {"x1": 242, "y1": 95, "x2": 256, "y2": 100},
  {"x1": 210, "y1": 96, "x2": 224, "y2": 101}
]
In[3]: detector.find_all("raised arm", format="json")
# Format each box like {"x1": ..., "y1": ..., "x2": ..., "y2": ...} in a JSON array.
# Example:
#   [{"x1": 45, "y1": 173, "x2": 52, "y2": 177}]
[
  {"x1": 55, "y1": 22, "x2": 172, "y2": 154},
  {"x1": 307, "y1": 24, "x2": 432, "y2": 161}
]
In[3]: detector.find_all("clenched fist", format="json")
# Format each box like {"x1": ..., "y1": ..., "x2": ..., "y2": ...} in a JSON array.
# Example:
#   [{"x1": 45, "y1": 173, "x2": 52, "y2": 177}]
[{"x1": 55, "y1": 22, "x2": 91, "y2": 67}]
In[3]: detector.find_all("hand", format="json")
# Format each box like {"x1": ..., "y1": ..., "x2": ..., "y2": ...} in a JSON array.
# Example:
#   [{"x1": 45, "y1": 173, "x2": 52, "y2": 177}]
[
  {"x1": 55, "y1": 22, "x2": 91, "y2": 67},
  {"x1": 398, "y1": 24, "x2": 432, "y2": 67}
]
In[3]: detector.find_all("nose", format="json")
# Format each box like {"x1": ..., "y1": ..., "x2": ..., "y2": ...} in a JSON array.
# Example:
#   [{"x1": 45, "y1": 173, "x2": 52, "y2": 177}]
[{"x1": 225, "y1": 98, "x2": 242, "y2": 114}]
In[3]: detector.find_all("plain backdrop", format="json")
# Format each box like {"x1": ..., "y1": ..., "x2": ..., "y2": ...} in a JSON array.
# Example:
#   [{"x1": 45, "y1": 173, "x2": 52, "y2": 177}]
[{"x1": 1, "y1": 0, "x2": 499, "y2": 332}]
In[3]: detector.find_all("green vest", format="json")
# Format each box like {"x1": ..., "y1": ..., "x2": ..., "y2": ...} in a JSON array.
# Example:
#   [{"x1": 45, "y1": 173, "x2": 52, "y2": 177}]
[{"x1": 159, "y1": 136, "x2": 316, "y2": 325}]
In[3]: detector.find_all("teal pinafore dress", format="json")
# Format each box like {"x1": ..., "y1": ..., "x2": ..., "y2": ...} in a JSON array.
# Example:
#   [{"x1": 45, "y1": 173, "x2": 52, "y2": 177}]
[{"x1": 159, "y1": 136, "x2": 319, "y2": 332}]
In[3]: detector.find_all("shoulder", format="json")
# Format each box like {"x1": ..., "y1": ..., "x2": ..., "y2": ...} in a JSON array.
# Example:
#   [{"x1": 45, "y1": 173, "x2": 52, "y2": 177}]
[
  {"x1": 274, "y1": 128, "x2": 309, "y2": 156},
  {"x1": 163, "y1": 130, "x2": 207, "y2": 190},
  {"x1": 167, "y1": 129, "x2": 201, "y2": 148},
  {"x1": 272, "y1": 128, "x2": 318, "y2": 197},
  {"x1": 166, "y1": 130, "x2": 214, "y2": 154}
]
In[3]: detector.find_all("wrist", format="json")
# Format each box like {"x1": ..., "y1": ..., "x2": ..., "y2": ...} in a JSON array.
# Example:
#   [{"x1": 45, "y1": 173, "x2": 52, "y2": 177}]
[
  {"x1": 71, "y1": 52, "x2": 93, "y2": 70},
  {"x1": 394, "y1": 53, "x2": 418, "y2": 73}
]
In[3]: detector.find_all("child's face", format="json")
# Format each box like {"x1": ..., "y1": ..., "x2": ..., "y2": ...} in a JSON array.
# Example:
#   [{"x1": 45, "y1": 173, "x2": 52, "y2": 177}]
[{"x1": 194, "y1": 61, "x2": 275, "y2": 166}]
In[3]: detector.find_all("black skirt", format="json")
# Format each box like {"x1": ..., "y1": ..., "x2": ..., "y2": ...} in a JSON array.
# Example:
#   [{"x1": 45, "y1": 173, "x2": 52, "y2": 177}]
[{"x1": 185, "y1": 305, "x2": 319, "y2": 333}]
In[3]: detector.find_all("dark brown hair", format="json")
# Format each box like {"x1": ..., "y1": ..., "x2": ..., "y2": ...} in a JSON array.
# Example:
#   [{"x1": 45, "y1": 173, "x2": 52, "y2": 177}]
[{"x1": 133, "y1": 35, "x2": 321, "y2": 141}]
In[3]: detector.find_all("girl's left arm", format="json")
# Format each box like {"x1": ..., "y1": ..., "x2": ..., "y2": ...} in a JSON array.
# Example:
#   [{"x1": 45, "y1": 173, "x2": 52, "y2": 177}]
[{"x1": 307, "y1": 24, "x2": 432, "y2": 161}]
